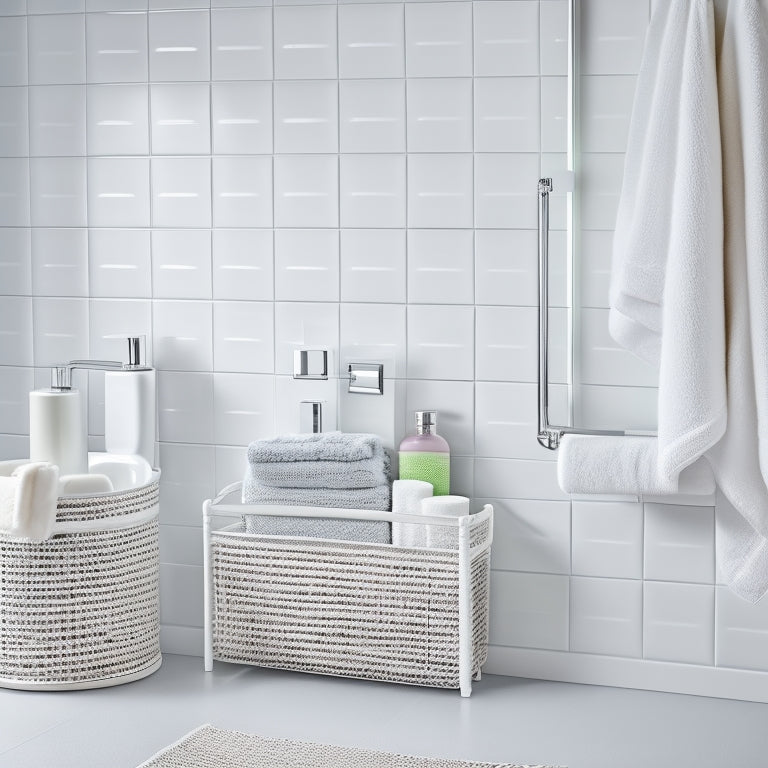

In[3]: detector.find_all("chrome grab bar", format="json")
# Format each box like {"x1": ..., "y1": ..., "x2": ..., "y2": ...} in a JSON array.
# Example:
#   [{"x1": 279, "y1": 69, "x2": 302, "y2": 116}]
[{"x1": 537, "y1": 178, "x2": 625, "y2": 450}]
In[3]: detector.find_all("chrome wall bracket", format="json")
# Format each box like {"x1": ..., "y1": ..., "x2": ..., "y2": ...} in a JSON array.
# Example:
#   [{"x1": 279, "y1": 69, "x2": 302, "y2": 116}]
[
  {"x1": 347, "y1": 363, "x2": 384, "y2": 395},
  {"x1": 293, "y1": 349, "x2": 328, "y2": 380}
]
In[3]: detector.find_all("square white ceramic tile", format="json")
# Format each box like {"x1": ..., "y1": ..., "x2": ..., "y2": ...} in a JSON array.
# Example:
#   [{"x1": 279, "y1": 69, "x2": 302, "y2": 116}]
[
  {"x1": 31, "y1": 228, "x2": 88, "y2": 297},
  {"x1": 213, "y1": 372, "x2": 275, "y2": 446},
  {"x1": 32, "y1": 296, "x2": 88, "y2": 367},
  {"x1": 475, "y1": 230, "x2": 536, "y2": 306},
  {"x1": 212, "y1": 82, "x2": 272, "y2": 155},
  {"x1": 150, "y1": 83, "x2": 210, "y2": 155},
  {"x1": 474, "y1": 1, "x2": 539, "y2": 76},
  {"x1": 160, "y1": 525, "x2": 204, "y2": 568},
  {"x1": 0, "y1": 158, "x2": 30, "y2": 226},
  {"x1": 87, "y1": 0, "x2": 149, "y2": 10},
  {"x1": 406, "y1": 78, "x2": 472, "y2": 153},
  {"x1": 274, "y1": 81, "x2": 338, "y2": 154},
  {"x1": 152, "y1": 300, "x2": 213, "y2": 372},
  {"x1": 338, "y1": 3, "x2": 404, "y2": 79},
  {"x1": 644, "y1": 503, "x2": 715, "y2": 584},
  {"x1": 88, "y1": 298, "x2": 151, "y2": 361},
  {"x1": 474, "y1": 457, "x2": 566, "y2": 501},
  {"x1": 0, "y1": 17, "x2": 27, "y2": 86},
  {"x1": 274, "y1": 5, "x2": 337, "y2": 80},
  {"x1": 157, "y1": 371, "x2": 213, "y2": 444},
  {"x1": 89, "y1": 229, "x2": 151, "y2": 298},
  {"x1": 540, "y1": 76, "x2": 567, "y2": 153},
  {"x1": 212, "y1": 156, "x2": 273, "y2": 228},
  {"x1": 0, "y1": 297, "x2": 33, "y2": 367},
  {"x1": 572, "y1": 500, "x2": 644, "y2": 579},
  {"x1": 212, "y1": 229, "x2": 274, "y2": 301},
  {"x1": 213, "y1": 301, "x2": 274, "y2": 374},
  {"x1": 30, "y1": 157, "x2": 86, "y2": 227},
  {"x1": 540, "y1": 0, "x2": 568, "y2": 76},
  {"x1": 273, "y1": 155, "x2": 338, "y2": 228},
  {"x1": 339, "y1": 79, "x2": 405, "y2": 154},
  {"x1": 214, "y1": 445, "x2": 248, "y2": 495},
  {"x1": 485, "y1": 497, "x2": 570, "y2": 574},
  {"x1": 151, "y1": 229, "x2": 212, "y2": 299},
  {"x1": 404, "y1": 378, "x2": 474, "y2": 456},
  {"x1": 158, "y1": 443, "x2": 216, "y2": 525},
  {"x1": 340, "y1": 229, "x2": 406, "y2": 303},
  {"x1": 28, "y1": 13, "x2": 85, "y2": 85},
  {"x1": 340, "y1": 154, "x2": 406, "y2": 228},
  {"x1": 407, "y1": 304, "x2": 474, "y2": 381},
  {"x1": 273, "y1": 301, "x2": 338, "y2": 376},
  {"x1": 405, "y1": 2, "x2": 472, "y2": 78},
  {"x1": 86, "y1": 10, "x2": 148, "y2": 83},
  {"x1": 339, "y1": 302, "x2": 406, "y2": 380},
  {"x1": 580, "y1": 307, "x2": 658, "y2": 387},
  {"x1": 407, "y1": 153, "x2": 473, "y2": 229},
  {"x1": 475, "y1": 381, "x2": 568, "y2": 461},
  {"x1": 475, "y1": 306, "x2": 567, "y2": 385},
  {"x1": 0, "y1": 367, "x2": 33, "y2": 436},
  {"x1": 579, "y1": 384, "x2": 657, "y2": 433},
  {"x1": 644, "y1": 582, "x2": 714, "y2": 666},
  {"x1": 0, "y1": 87, "x2": 28, "y2": 156},
  {"x1": 159, "y1": 563, "x2": 203, "y2": 627},
  {"x1": 0, "y1": 0, "x2": 25, "y2": 13},
  {"x1": 28, "y1": 85, "x2": 85, "y2": 156},
  {"x1": 88, "y1": 157, "x2": 150, "y2": 227},
  {"x1": 87, "y1": 84, "x2": 149, "y2": 156},
  {"x1": 274, "y1": 229, "x2": 339, "y2": 302},
  {"x1": 581, "y1": 0, "x2": 649, "y2": 75},
  {"x1": 0, "y1": 228, "x2": 31, "y2": 295},
  {"x1": 580, "y1": 152, "x2": 625, "y2": 230},
  {"x1": 571, "y1": 577, "x2": 643, "y2": 658},
  {"x1": 148, "y1": 9, "x2": 210, "y2": 82},
  {"x1": 581, "y1": 75, "x2": 636, "y2": 153},
  {"x1": 151, "y1": 157, "x2": 211, "y2": 228},
  {"x1": 211, "y1": 7, "x2": 273, "y2": 81},
  {"x1": 475, "y1": 153, "x2": 539, "y2": 229},
  {"x1": 407, "y1": 229, "x2": 473, "y2": 304},
  {"x1": 715, "y1": 586, "x2": 768, "y2": 672},
  {"x1": 580, "y1": 230, "x2": 613, "y2": 308},
  {"x1": 151, "y1": 0, "x2": 208, "y2": 8},
  {"x1": 490, "y1": 571, "x2": 569, "y2": 651},
  {"x1": 474, "y1": 77, "x2": 539, "y2": 153}
]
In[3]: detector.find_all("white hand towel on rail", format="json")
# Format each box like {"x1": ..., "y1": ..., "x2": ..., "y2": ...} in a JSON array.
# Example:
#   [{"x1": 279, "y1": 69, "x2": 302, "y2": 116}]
[
  {"x1": 705, "y1": 0, "x2": 768, "y2": 602},
  {"x1": 0, "y1": 462, "x2": 60, "y2": 541},
  {"x1": 608, "y1": 0, "x2": 726, "y2": 483},
  {"x1": 557, "y1": 435, "x2": 714, "y2": 497}
]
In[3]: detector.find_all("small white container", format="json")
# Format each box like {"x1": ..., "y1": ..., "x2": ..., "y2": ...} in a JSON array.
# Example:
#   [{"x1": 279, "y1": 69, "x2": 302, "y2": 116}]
[{"x1": 29, "y1": 388, "x2": 87, "y2": 476}]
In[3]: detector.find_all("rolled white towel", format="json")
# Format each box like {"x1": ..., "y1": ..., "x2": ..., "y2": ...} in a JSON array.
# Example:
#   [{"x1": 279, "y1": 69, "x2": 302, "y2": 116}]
[
  {"x1": 422, "y1": 495, "x2": 471, "y2": 550},
  {"x1": 0, "y1": 462, "x2": 60, "y2": 541},
  {"x1": 557, "y1": 434, "x2": 715, "y2": 496},
  {"x1": 391, "y1": 479, "x2": 433, "y2": 548}
]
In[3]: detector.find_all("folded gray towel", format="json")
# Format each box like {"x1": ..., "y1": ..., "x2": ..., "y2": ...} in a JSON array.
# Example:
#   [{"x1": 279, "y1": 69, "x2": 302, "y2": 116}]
[
  {"x1": 242, "y1": 515, "x2": 391, "y2": 544},
  {"x1": 242, "y1": 480, "x2": 391, "y2": 511},
  {"x1": 248, "y1": 452, "x2": 390, "y2": 490},
  {"x1": 247, "y1": 432, "x2": 384, "y2": 464}
]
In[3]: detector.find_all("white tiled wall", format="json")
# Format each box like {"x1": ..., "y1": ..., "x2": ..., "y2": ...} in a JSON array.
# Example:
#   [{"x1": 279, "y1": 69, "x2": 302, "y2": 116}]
[{"x1": 2, "y1": 0, "x2": 768, "y2": 688}]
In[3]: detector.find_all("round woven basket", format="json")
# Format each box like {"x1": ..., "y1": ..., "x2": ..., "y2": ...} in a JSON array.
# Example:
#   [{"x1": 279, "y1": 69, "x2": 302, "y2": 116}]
[{"x1": 0, "y1": 474, "x2": 161, "y2": 690}]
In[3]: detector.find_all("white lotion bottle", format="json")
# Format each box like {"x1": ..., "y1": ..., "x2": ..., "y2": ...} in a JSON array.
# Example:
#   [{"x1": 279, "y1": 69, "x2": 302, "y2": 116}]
[
  {"x1": 104, "y1": 336, "x2": 156, "y2": 468},
  {"x1": 29, "y1": 387, "x2": 88, "y2": 475}
]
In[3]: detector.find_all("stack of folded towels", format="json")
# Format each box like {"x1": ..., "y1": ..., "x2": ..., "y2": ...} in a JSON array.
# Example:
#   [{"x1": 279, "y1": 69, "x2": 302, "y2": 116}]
[{"x1": 242, "y1": 431, "x2": 392, "y2": 543}]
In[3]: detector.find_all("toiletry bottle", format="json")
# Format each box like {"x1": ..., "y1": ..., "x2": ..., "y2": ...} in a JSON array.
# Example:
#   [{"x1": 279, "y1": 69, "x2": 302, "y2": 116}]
[
  {"x1": 398, "y1": 410, "x2": 450, "y2": 496},
  {"x1": 29, "y1": 384, "x2": 88, "y2": 476}
]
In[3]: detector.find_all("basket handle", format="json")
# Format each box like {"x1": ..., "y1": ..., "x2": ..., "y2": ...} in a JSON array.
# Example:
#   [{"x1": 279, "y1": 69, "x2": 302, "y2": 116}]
[{"x1": 211, "y1": 481, "x2": 242, "y2": 505}]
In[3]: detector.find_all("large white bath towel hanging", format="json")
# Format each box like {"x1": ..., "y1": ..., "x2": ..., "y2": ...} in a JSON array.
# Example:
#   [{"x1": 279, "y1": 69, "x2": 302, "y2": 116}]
[
  {"x1": 706, "y1": 0, "x2": 768, "y2": 602},
  {"x1": 609, "y1": 0, "x2": 726, "y2": 484}
]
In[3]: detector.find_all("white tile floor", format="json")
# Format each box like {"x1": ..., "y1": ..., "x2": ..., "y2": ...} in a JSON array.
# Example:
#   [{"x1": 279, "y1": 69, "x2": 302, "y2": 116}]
[{"x1": 1, "y1": 654, "x2": 768, "y2": 768}]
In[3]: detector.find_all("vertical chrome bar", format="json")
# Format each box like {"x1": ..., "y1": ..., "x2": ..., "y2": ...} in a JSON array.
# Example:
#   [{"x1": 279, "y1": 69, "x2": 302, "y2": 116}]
[{"x1": 538, "y1": 178, "x2": 555, "y2": 449}]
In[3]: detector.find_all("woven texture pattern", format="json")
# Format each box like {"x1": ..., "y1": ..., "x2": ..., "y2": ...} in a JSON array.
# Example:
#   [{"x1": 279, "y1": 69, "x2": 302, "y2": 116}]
[
  {"x1": 0, "y1": 482, "x2": 160, "y2": 686},
  {"x1": 140, "y1": 726, "x2": 558, "y2": 768},
  {"x1": 210, "y1": 524, "x2": 490, "y2": 689}
]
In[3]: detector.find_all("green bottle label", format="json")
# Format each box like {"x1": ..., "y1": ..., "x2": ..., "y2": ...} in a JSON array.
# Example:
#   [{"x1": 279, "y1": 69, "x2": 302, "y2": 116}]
[{"x1": 398, "y1": 452, "x2": 450, "y2": 496}]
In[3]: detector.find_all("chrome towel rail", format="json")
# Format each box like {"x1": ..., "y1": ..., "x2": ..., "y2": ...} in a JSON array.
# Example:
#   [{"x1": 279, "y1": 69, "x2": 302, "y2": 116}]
[{"x1": 536, "y1": 178, "x2": 625, "y2": 450}]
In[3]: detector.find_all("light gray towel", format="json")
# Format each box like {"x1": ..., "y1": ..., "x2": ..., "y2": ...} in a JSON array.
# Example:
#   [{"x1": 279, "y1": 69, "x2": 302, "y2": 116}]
[
  {"x1": 243, "y1": 515, "x2": 391, "y2": 544},
  {"x1": 248, "y1": 452, "x2": 390, "y2": 490},
  {"x1": 242, "y1": 480, "x2": 392, "y2": 511},
  {"x1": 247, "y1": 432, "x2": 384, "y2": 464}
]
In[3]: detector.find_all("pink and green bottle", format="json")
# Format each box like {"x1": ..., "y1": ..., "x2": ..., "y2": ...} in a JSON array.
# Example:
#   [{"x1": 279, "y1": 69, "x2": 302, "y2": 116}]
[{"x1": 398, "y1": 410, "x2": 450, "y2": 496}]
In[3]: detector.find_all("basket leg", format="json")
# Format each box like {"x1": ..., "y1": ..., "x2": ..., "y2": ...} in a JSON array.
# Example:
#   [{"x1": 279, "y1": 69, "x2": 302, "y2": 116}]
[
  {"x1": 473, "y1": 669, "x2": 482, "y2": 681},
  {"x1": 203, "y1": 502, "x2": 214, "y2": 672}
]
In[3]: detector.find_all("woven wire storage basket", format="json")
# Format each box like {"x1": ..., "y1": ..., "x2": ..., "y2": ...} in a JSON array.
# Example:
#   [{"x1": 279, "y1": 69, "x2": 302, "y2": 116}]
[
  {"x1": 203, "y1": 484, "x2": 492, "y2": 697},
  {"x1": 0, "y1": 474, "x2": 162, "y2": 690}
]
